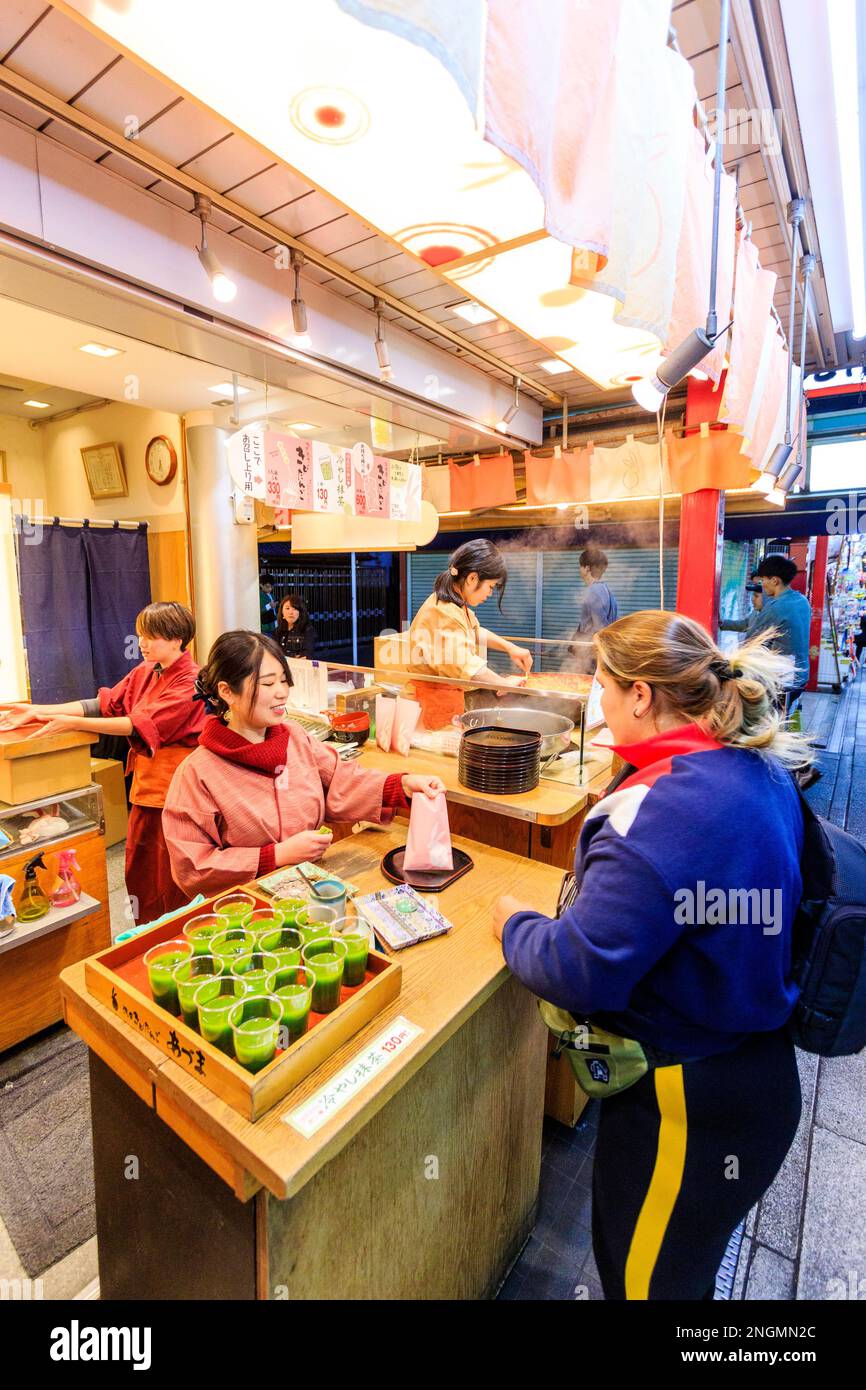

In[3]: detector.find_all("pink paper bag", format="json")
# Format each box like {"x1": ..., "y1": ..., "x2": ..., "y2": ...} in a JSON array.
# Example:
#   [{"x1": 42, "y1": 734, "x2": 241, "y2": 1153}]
[
  {"x1": 403, "y1": 791, "x2": 453, "y2": 873},
  {"x1": 375, "y1": 696, "x2": 396, "y2": 753},
  {"x1": 392, "y1": 696, "x2": 422, "y2": 756}
]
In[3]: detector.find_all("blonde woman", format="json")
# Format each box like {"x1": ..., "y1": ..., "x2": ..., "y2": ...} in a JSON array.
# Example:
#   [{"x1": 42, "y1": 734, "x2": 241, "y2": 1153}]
[{"x1": 493, "y1": 610, "x2": 812, "y2": 1301}]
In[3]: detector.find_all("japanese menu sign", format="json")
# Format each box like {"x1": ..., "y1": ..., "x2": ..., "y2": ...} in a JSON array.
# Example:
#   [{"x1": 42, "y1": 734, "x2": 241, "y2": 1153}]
[{"x1": 226, "y1": 427, "x2": 420, "y2": 520}]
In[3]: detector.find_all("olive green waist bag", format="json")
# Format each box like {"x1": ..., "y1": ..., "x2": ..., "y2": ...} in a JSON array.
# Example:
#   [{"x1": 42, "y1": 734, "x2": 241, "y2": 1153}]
[
  {"x1": 538, "y1": 868, "x2": 682, "y2": 1099},
  {"x1": 537, "y1": 1002, "x2": 680, "y2": 1100}
]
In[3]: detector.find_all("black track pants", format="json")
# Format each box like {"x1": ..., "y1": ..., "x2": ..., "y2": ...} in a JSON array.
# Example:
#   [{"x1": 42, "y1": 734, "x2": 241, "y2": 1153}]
[{"x1": 591, "y1": 1028, "x2": 802, "y2": 1299}]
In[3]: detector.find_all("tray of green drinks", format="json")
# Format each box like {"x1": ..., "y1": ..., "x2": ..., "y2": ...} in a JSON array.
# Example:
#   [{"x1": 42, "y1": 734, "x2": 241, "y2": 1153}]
[{"x1": 82, "y1": 880, "x2": 402, "y2": 1122}]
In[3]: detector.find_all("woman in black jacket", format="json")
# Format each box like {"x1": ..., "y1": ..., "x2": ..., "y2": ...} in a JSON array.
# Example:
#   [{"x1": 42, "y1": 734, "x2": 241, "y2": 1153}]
[{"x1": 275, "y1": 593, "x2": 316, "y2": 659}]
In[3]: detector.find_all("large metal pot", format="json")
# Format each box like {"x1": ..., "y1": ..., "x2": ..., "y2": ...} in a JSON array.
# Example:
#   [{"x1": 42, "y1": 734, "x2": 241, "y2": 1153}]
[{"x1": 452, "y1": 706, "x2": 574, "y2": 758}]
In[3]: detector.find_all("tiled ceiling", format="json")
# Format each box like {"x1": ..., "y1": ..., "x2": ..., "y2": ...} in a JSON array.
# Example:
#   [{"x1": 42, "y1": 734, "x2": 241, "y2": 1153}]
[{"x1": 0, "y1": 1, "x2": 837, "y2": 420}]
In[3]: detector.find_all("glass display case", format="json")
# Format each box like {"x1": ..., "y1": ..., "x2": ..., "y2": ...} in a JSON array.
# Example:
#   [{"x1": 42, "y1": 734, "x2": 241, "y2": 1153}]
[
  {"x1": 282, "y1": 643, "x2": 609, "y2": 786},
  {"x1": 0, "y1": 783, "x2": 105, "y2": 861}
]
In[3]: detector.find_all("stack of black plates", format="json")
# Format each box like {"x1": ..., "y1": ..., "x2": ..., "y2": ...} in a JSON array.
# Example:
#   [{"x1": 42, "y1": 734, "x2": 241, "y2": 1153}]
[{"x1": 458, "y1": 727, "x2": 542, "y2": 794}]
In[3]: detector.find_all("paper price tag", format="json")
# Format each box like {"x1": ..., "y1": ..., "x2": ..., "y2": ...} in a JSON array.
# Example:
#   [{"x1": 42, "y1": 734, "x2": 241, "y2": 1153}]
[{"x1": 285, "y1": 1016, "x2": 424, "y2": 1138}]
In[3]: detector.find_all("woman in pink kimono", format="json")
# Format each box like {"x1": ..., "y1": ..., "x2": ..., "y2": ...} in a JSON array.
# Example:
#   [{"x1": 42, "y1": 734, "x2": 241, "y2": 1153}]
[{"x1": 163, "y1": 631, "x2": 444, "y2": 899}]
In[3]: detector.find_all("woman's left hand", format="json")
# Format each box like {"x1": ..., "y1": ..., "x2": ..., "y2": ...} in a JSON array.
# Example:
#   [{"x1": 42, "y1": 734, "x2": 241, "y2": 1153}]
[
  {"x1": 492, "y1": 893, "x2": 528, "y2": 940},
  {"x1": 26, "y1": 716, "x2": 73, "y2": 740},
  {"x1": 508, "y1": 644, "x2": 534, "y2": 675},
  {"x1": 401, "y1": 774, "x2": 446, "y2": 800}
]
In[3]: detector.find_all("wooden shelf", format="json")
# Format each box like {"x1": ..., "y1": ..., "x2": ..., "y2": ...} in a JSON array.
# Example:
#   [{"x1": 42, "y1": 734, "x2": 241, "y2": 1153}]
[{"x1": 0, "y1": 892, "x2": 101, "y2": 956}]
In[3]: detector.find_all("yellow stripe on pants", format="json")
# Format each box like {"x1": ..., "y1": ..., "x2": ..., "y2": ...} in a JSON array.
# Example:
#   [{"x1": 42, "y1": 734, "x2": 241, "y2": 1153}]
[{"x1": 624, "y1": 1065, "x2": 688, "y2": 1300}]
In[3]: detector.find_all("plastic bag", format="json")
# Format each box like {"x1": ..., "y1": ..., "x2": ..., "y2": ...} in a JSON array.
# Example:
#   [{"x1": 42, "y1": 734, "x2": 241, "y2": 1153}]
[
  {"x1": 403, "y1": 791, "x2": 453, "y2": 872},
  {"x1": 392, "y1": 696, "x2": 422, "y2": 756},
  {"x1": 376, "y1": 695, "x2": 396, "y2": 752}
]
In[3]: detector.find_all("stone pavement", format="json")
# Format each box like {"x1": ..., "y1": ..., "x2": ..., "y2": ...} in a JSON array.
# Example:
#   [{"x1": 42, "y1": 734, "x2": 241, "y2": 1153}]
[{"x1": 733, "y1": 680, "x2": 866, "y2": 1300}]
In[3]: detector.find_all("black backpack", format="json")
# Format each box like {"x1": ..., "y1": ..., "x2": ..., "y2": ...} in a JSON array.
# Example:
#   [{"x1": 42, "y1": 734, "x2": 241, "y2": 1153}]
[{"x1": 788, "y1": 788, "x2": 866, "y2": 1056}]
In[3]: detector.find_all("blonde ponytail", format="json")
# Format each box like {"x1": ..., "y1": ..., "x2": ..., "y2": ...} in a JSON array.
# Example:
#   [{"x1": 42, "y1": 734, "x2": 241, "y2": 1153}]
[{"x1": 594, "y1": 610, "x2": 813, "y2": 771}]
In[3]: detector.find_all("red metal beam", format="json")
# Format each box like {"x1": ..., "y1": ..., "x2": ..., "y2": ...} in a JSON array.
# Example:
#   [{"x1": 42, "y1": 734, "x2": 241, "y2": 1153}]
[
  {"x1": 807, "y1": 534, "x2": 828, "y2": 691},
  {"x1": 675, "y1": 379, "x2": 726, "y2": 633}
]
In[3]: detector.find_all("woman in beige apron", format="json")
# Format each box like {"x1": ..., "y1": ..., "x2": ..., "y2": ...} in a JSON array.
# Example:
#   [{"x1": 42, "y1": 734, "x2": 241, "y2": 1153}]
[{"x1": 407, "y1": 539, "x2": 532, "y2": 728}]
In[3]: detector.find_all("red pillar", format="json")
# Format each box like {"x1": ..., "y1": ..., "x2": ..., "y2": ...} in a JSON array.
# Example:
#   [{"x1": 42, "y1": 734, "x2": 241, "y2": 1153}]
[
  {"x1": 675, "y1": 378, "x2": 726, "y2": 633},
  {"x1": 807, "y1": 534, "x2": 828, "y2": 691}
]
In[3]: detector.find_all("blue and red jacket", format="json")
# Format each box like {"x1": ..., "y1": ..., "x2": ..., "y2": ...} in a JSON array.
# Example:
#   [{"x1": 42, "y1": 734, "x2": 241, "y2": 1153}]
[{"x1": 502, "y1": 725, "x2": 804, "y2": 1058}]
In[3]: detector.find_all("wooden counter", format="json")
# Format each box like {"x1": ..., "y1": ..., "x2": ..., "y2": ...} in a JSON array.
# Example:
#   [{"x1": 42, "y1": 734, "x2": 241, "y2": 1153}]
[
  {"x1": 61, "y1": 829, "x2": 565, "y2": 1300},
  {"x1": 357, "y1": 741, "x2": 611, "y2": 870}
]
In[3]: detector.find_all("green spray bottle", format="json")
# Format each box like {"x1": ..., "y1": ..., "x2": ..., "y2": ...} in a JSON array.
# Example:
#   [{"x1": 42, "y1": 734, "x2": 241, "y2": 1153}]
[{"x1": 17, "y1": 853, "x2": 51, "y2": 921}]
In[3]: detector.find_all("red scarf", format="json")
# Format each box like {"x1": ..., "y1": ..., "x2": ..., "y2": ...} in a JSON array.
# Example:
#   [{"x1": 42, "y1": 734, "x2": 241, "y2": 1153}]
[{"x1": 199, "y1": 716, "x2": 289, "y2": 774}]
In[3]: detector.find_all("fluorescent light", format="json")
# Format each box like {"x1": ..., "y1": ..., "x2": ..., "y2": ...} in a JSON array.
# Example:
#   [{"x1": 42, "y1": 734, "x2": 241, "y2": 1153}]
[
  {"x1": 210, "y1": 382, "x2": 251, "y2": 396},
  {"x1": 539, "y1": 358, "x2": 572, "y2": 375},
  {"x1": 828, "y1": 0, "x2": 866, "y2": 337},
  {"x1": 285, "y1": 421, "x2": 318, "y2": 431},
  {"x1": 451, "y1": 301, "x2": 497, "y2": 325},
  {"x1": 23, "y1": 399, "x2": 50, "y2": 408},
  {"x1": 79, "y1": 342, "x2": 122, "y2": 357}
]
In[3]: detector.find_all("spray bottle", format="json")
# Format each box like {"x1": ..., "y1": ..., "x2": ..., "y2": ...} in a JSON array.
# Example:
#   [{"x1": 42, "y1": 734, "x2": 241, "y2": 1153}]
[
  {"x1": 51, "y1": 849, "x2": 82, "y2": 908},
  {"x1": 0, "y1": 873, "x2": 15, "y2": 939},
  {"x1": 17, "y1": 853, "x2": 51, "y2": 921}
]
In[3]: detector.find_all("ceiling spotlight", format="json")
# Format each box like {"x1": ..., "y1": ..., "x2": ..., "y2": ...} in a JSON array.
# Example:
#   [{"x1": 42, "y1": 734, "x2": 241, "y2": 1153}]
[
  {"x1": 374, "y1": 298, "x2": 393, "y2": 380},
  {"x1": 290, "y1": 249, "x2": 312, "y2": 347},
  {"x1": 194, "y1": 193, "x2": 237, "y2": 304},
  {"x1": 632, "y1": 328, "x2": 715, "y2": 411},
  {"x1": 497, "y1": 376, "x2": 521, "y2": 432},
  {"x1": 750, "y1": 440, "x2": 792, "y2": 493},
  {"x1": 765, "y1": 459, "x2": 803, "y2": 507}
]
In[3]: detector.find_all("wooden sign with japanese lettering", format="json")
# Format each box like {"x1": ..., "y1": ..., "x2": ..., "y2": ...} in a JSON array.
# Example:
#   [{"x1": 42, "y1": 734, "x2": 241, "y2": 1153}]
[{"x1": 226, "y1": 425, "x2": 267, "y2": 499}]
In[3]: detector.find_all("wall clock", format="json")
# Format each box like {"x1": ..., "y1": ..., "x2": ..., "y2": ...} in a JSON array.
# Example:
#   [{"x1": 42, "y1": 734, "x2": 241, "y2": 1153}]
[{"x1": 145, "y1": 435, "x2": 178, "y2": 486}]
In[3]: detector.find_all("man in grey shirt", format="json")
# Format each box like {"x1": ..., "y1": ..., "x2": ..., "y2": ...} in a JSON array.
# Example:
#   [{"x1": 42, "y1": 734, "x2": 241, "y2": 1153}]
[{"x1": 566, "y1": 545, "x2": 618, "y2": 673}]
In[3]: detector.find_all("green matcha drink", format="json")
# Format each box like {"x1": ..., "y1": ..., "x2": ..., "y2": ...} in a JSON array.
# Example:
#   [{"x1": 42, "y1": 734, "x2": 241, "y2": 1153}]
[
  {"x1": 182, "y1": 913, "x2": 223, "y2": 957},
  {"x1": 195, "y1": 978, "x2": 246, "y2": 1054},
  {"x1": 258, "y1": 927, "x2": 304, "y2": 985},
  {"x1": 143, "y1": 939, "x2": 193, "y2": 1016},
  {"x1": 301, "y1": 938, "x2": 348, "y2": 1013},
  {"x1": 213, "y1": 892, "x2": 256, "y2": 932},
  {"x1": 230, "y1": 950, "x2": 280, "y2": 992},
  {"x1": 174, "y1": 955, "x2": 222, "y2": 1029},
  {"x1": 266, "y1": 967, "x2": 314, "y2": 1043},
  {"x1": 211, "y1": 928, "x2": 255, "y2": 966},
  {"x1": 248, "y1": 909, "x2": 283, "y2": 943},
  {"x1": 229, "y1": 995, "x2": 282, "y2": 1071},
  {"x1": 274, "y1": 897, "x2": 307, "y2": 927},
  {"x1": 340, "y1": 932, "x2": 370, "y2": 987}
]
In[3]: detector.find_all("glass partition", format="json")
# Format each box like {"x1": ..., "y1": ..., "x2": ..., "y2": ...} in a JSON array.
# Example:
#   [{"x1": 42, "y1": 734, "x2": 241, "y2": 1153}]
[{"x1": 283, "y1": 648, "x2": 610, "y2": 784}]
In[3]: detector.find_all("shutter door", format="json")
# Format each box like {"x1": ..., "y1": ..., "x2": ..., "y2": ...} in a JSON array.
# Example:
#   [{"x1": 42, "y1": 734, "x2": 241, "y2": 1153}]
[
  {"x1": 540, "y1": 546, "x2": 680, "y2": 640},
  {"x1": 408, "y1": 550, "x2": 538, "y2": 640}
]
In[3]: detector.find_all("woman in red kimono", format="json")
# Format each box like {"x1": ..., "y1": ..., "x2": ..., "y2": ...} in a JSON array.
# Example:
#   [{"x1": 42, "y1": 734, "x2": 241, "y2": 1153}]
[
  {"x1": 0, "y1": 602, "x2": 205, "y2": 924},
  {"x1": 162, "y1": 630, "x2": 444, "y2": 899}
]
